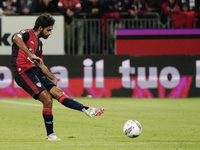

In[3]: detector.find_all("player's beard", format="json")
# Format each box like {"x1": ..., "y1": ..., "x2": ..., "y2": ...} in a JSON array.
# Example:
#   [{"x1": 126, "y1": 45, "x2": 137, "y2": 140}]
[{"x1": 39, "y1": 29, "x2": 50, "y2": 39}]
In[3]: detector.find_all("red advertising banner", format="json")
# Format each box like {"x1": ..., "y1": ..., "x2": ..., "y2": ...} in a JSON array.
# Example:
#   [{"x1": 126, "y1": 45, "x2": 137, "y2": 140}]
[{"x1": 116, "y1": 29, "x2": 200, "y2": 55}]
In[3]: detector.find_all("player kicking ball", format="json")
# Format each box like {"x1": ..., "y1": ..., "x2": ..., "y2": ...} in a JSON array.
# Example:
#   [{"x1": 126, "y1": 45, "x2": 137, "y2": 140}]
[{"x1": 11, "y1": 13, "x2": 105, "y2": 141}]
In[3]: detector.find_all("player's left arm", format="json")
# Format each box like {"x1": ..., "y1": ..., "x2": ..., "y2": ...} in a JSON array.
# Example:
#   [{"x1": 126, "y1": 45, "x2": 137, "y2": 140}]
[{"x1": 34, "y1": 59, "x2": 57, "y2": 85}]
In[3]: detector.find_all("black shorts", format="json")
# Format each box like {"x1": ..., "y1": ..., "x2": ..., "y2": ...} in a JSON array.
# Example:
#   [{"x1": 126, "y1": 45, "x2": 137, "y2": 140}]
[{"x1": 15, "y1": 67, "x2": 56, "y2": 99}]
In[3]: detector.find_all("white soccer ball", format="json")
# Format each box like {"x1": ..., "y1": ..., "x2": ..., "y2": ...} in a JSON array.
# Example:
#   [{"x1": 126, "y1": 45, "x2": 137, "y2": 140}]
[{"x1": 123, "y1": 120, "x2": 142, "y2": 138}]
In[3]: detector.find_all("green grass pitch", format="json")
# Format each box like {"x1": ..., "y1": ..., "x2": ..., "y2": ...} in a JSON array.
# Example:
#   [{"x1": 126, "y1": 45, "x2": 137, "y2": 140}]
[{"x1": 0, "y1": 97, "x2": 200, "y2": 150}]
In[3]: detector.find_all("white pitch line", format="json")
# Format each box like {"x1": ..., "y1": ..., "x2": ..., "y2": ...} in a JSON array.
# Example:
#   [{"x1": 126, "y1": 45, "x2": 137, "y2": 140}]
[{"x1": 0, "y1": 99, "x2": 65, "y2": 109}]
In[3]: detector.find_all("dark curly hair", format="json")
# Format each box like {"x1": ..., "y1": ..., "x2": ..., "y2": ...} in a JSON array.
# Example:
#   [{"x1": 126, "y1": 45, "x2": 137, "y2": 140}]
[{"x1": 33, "y1": 13, "x2": 55, "y2": 31}]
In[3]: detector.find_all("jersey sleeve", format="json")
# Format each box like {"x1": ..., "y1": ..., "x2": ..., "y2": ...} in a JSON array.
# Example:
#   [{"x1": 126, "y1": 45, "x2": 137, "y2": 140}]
[
  {"x1": 19, "y1": 30, "x2": 29, "y2": 42},
  {"x1": 37, "y1": 42, "x2": 43, "y2": 58}
]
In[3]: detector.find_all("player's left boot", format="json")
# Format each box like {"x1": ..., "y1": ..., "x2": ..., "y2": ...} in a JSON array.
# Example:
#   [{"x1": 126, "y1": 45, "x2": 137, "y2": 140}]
[
  {"x1": 46, "y1": 133, "x2": 61, "y2": 141},
  {"x1": 85, "y1": 107, "x2": 105, "y2": 118}
]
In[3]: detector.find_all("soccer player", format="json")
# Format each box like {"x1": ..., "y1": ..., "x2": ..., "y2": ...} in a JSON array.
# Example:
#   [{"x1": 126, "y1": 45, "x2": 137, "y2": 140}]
[{"x1": 11, "y1": 13, "x2": 105, "y2": 141}]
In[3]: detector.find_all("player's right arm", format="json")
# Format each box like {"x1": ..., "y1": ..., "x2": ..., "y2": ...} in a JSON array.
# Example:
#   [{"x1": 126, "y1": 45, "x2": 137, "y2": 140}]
[
  {"x1": 34, "y1": 59, "x2": 57, "y2": 85},
  {"x1": 13, "y1": 33, "x2": 42, "y2": 64}
]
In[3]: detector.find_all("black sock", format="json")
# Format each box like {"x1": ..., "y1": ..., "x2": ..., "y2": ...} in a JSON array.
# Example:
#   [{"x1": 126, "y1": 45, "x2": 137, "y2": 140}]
[
  {"x1": 43, "y1": 114, "x2": 54, "y2": 136},
  {"x1": 59, "y1": 95, "x2": 89, "y2": 112},
  {"x1": 42, "y1": 106, "x2": 54, "y2": 136}
]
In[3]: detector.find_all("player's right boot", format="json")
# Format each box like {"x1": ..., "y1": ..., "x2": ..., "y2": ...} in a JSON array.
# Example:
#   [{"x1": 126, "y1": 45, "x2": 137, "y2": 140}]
[
  {"x1": 46, "y1": 133, "x2": 61, "y2": 141},
  {"x1": 85, "y1": 107, "x2": 105, "y2": 118}
]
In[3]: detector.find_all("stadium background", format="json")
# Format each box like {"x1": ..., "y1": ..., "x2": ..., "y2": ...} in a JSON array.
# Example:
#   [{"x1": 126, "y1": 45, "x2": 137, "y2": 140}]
[{"x1": 0, "y1": 15, "x2": 200, "y2": 98}]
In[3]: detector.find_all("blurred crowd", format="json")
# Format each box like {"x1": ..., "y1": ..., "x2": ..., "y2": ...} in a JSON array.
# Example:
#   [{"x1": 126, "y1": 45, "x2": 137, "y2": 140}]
[{"x1": 0, "y1": 0, "x2": 200, "y2": 28}]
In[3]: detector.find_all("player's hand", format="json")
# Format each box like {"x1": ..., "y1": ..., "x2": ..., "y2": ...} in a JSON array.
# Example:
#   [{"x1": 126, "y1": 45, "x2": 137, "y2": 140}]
[{"x1": 30, "y1": 55, "x2": 43, "y2": 65}]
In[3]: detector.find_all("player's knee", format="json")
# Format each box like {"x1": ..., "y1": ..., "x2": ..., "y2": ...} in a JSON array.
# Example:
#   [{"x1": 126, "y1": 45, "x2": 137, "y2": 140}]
[
  {"x1": 50, "y1": 86, "x2": 65, "y2": 100},
  {"x1": 43, "y1": 96, "x2": 53, "y2": 107}
]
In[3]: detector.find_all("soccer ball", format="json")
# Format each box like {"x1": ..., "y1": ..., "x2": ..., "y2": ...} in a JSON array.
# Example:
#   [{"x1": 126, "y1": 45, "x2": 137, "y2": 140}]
[{"x1": 123, "y1": 120, "x2": 142, "y2": 138}]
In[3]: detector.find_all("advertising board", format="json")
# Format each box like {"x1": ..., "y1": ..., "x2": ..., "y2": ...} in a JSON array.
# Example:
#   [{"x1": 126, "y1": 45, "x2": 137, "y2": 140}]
[{"x1": 0, "y1": 55, "x2": 199, "y2": 98}]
